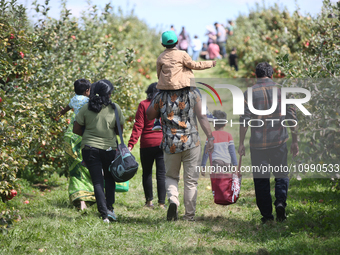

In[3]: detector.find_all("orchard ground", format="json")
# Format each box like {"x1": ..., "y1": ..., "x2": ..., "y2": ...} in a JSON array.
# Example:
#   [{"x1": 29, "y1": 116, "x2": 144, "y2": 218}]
[{"x1": 1, "y1": 64, "x2": 340, "y2": 255}]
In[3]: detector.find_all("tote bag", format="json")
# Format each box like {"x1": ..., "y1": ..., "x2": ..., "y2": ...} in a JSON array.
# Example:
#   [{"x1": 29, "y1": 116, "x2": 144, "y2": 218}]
[{"x1": 210, "y1": 156, "x2": 242, "y2": 205}]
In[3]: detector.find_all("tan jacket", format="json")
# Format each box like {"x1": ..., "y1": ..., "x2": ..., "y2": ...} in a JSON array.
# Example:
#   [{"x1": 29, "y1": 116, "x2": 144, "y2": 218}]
[{"x1": 156, "y1": 48, "x2": 214, "y2": 90}]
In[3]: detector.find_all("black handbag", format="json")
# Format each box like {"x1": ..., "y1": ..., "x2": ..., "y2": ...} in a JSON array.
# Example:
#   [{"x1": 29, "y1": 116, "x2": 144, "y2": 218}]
[{"x1": 109, "y1": 104, "x2": 139, "y2": 182}]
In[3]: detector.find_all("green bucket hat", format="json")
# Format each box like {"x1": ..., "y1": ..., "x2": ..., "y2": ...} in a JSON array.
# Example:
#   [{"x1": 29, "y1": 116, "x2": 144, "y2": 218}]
[{"x1": 161, "y1": 31, "x2": 178, "y2": 45}]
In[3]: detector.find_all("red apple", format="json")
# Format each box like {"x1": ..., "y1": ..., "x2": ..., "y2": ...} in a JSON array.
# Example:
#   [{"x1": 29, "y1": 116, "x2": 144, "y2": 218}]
[
  {"x1": 318, "y1": 199, "x2": 324, "y2": 203},
  {"x1": 0, "y1": 97, "x2": 2, "y2": 103},
  {"x1": 24, "y1": 200, "x2": 29, "y2": 204},
  {"x1": 11, "y1": 189, "x2": 17, "y2": 197},
  {"x1": 66, "y1": 119, "x2": 70, "y2": 124},
  {"x1": 71, "y1": 35, "x2": 76, "y2": 40},
  {"x1": 7, "y1": 189, "x2": 17, "y2": 200},
  {"x1": 19, "y1": 52, "x2": 24, "y2": 58},
  {"x1": 10, "y1": 34, "x2": 14, "y2": 39}
]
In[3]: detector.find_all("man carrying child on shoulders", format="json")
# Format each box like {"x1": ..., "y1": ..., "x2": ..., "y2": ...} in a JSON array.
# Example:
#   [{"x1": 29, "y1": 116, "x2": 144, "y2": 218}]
[{"x1": 147, "y1": 30, "x2": 216, "y2": 222}]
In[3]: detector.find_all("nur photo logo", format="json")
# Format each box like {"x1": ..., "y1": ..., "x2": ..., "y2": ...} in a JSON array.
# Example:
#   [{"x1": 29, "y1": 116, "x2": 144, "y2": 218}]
[
  {"x1": 197, "y1": 80, "x2": 312, "y2": 127},
  {"x1": 196, "y1": 82, "x2": 222, "y2": 113}
]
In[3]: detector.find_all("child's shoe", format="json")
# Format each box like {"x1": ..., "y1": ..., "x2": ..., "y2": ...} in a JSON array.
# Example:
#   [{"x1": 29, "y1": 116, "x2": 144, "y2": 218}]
[
  {"x1": 152, "y1": 119, "x2": 162, "y2": 131},
  {"x1": 206, "y1": 109, "x2": 216, "y2": 122},
  {"x1": 81, "y1": 160, "x2": 86, "y2": 167}
]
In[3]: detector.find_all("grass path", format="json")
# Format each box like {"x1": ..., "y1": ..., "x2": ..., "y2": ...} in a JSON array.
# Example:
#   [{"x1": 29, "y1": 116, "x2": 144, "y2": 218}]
[{"x1": 1, "y1": 62, "x2": 340, "y2": 254}]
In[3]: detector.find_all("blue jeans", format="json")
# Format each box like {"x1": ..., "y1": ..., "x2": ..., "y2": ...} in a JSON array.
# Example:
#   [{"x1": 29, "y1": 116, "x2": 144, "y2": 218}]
[
  {"x1": 217, "y1": 41, "x2": 226, "y2": 57},
  {"x1": 82, "y1": 146, "x2": 116, "y2": 219},
  {"x1": 250, "y1": 143, "x2": 289, "y2": 220},
  {"x1": 192, "y1": 50, "x2": 200, "y2": 61}
]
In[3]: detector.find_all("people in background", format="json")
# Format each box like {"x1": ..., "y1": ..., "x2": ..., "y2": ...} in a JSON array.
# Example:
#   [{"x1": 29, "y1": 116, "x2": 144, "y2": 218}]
[
  {"x1": 227, "y1": 20, "x2": 235, "y2": 36},
  {"x1": 200, "y1": 43, "x2": 209, "y2": 59},
  {"x1": 208, "y1": 41, "x2": 221, "y2": 60},
  {"x1": 191, "y1": 35, "x2": 202, "y2": 61},
  {"x1": 214, "y1": 22, "x2": 227, "y2": 58},
  {"x1": 205, "y1": 25, "x2": 216, "y2": 45},
  {"x1": 229, "y1": 47, "x2": 238, "y2": 71},
  {"x1": 178, "y1": 26, "x2": 190, "y2": 52}
]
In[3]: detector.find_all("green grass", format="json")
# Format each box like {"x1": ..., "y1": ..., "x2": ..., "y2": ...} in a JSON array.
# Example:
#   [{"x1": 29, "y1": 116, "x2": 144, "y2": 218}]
[
  {"x1": 2, "y1": 170, "x2": 339, "y2": 254},
  {"x1": 1, "y1": 62, "x2": 340, "y2": 254}
]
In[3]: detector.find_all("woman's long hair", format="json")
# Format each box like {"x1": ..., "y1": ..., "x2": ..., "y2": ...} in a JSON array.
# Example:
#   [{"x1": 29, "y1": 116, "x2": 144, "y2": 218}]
[{"x1": 88, "y1": 79, "x2": 115, "y2": 113}]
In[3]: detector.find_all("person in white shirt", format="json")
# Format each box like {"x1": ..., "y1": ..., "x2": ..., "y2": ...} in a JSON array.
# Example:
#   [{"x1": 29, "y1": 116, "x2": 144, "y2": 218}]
[{"x1": 191, "y1": 35, "x2": 202, "y2": 61}]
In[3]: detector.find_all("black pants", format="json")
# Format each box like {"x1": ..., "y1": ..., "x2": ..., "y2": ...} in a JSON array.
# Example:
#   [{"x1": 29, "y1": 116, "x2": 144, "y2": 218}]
[
  {"x1": 140, "y1": 146, "x2": 166, "y2": 204},
  {"x1": 82, "y1": 146, "x2": 116, "y2": 219},
  {"x1": 230, "y1": 63, "x2": 238, "y2": 71},
  {"x1": 251, "y1": 143, "x2": 289, "y2": 220}
]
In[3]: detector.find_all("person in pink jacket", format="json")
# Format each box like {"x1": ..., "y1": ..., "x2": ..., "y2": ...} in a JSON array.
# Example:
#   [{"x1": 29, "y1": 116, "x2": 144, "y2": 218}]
[{"x1": 128, "y1": 83, "x2": 166, "y2": 209}]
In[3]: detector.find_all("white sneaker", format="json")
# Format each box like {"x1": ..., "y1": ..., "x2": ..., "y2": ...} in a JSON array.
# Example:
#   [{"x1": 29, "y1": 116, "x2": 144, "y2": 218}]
[
  {"x1": 152, "y1": 125, "x2": 162, "y2": 131},
  {"x1": 152, "y1": 119, "x2": 162, "y2": 131},
  {"x1": 107, "y1": 210, "x2": 117, "y2": 221}
]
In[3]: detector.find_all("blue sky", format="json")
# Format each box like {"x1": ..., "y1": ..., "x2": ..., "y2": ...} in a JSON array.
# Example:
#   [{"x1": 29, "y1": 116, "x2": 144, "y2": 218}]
[{"x1": 18, "y1": 0, "x2": 330, "y2": 48}]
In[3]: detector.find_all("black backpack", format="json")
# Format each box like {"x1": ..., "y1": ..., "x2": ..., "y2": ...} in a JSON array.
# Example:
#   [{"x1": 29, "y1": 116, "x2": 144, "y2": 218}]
[{"x1": 109, "y1": 104, "x2": 139, "y2": 182}]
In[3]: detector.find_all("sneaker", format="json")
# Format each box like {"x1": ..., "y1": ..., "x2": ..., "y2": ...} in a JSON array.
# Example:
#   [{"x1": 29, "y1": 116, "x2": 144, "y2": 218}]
[
  {"x1": 276, "y1": 203, "x2": 287, "y2": 222},
  {"x1": 206, "y1": 109, "x2": 216, "y2": 122},
  {"x1": 167, "y1": 203, "x2": 178, "y2": 221},
  {"x1": 107, "y1": 210, "x2": 117, "y2": 222},
  {"x1": 103, "y1": 218, "x2": 110, "y2": 223},
  {"x1": 183, "y1": 216, "x2": 195, "y2": 221},
  {"x1": 152, "y1": 119, "x2": 162, "y2": 131}
]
